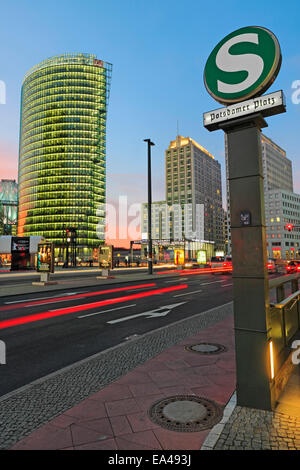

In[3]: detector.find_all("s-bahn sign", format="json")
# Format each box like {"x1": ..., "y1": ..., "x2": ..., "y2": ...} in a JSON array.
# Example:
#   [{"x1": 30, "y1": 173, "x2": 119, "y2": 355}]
[
  {"x1": 203, "y1": 90, "x2": 285, "y2": 131},
  {"x1": 204, "y1": 26, "x2": 282, "y2": 105},
  {"x1": 203, "y1": 26, "x2": 285, "y2": 129}
]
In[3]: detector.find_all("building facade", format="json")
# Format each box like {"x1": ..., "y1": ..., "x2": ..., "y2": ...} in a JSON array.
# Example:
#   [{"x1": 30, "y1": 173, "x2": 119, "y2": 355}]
[
  {"x1": 165, "y1": 136, "x2": 224, "y2": 251},
  {"x1": 225, "y1": 133, "x2": 298, "y2": 259},
  {"x1": 141, "y1": 200, "x2": 205, "y2": 242},
  {"x1": 265, "y1": 190, "x2": 300, "y2": 260},
  {"x1": 261, "y1": 135, "x2": 293, "y2": 193},
  {"x1": 17, "y1": 53, "x2": 112, "y2": 259}
]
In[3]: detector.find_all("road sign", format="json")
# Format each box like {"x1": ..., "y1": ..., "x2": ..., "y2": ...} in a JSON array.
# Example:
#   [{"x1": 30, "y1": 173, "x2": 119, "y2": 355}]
[
  {"x1": 107, "y1": 302, "x2": 186, "y2": 324},
  {"x1": 203, "y1": 90, "x2": 285, "y2": 131},
  {"x1": 204, "y1": 26, "x2": 282, "y2": 105}
]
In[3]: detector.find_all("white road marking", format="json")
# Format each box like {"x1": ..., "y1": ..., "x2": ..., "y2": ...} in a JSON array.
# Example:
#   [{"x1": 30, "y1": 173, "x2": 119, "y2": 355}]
[
  {"x1": 107, "y1": 302, "x2": 186, "y2": 324},
  {"x1": 78, "y1": 304, "x2": 136, "y2": 319},
  {"x1": 221, "y1": 283, "x2": 232, "y2": 287},
  {"x1": 4, "y1": 292, "x2": 85, "y2": 304},
  {"x1": 173, "y1": 289, "x2": 203, "y2": 298},
  {"x1": 165, "y1": 278, "x2": 188, "y2": 282},
  {"x1": 200, "y1": 281, "x2": 224, "y2": 286},
  {"x1": 126, "y1": 287, "x2": 156, "y2": 291},
  {"x1": 25, "y1": 298, "x2": 86, "y2": 308}
]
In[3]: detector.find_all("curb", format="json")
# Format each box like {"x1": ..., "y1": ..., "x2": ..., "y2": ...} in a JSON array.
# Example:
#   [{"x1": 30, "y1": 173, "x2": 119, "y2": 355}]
[{"x1": 201, "y1": 391, "x2": 237, "y2": 450}]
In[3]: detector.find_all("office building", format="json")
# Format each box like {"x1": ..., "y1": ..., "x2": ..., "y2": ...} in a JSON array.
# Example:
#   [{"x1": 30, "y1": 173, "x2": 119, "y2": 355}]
[
  {"x1": 17, "y1": 53, "x2": 112, "y2": 259},
  {"x1": 225, "y1": 133, "x2": 298, "y2": 259},
  {"x1": 261, "y1": 135, "x2": 293, "y2": 193},
  {"x1": 265, "y1": 190, "x2": 300, "y2": 259},
  {"x1": 166, "y1": 135, "x2": 224, "y2": 251},
  {"x1": 140, "y1": 135, "x2": 224, "y2": 261}
]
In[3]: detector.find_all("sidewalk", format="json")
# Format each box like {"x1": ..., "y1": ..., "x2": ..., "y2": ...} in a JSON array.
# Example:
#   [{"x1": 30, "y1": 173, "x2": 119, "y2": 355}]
[
  {"x1": 9, "y1": 315, "x2": 236, "y2": 450},
  {"x1": 5, "y1": 304, "x2": 300, "y2": 451}
]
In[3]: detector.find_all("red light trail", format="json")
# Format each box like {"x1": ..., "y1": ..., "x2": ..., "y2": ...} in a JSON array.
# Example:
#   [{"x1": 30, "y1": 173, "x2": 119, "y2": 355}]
[
  {"x1": 0, "y1": 284, "x2": 188, "y2": 330},
  {"x1": 0, "y1": 283, "x2": 157, "y2": 312}
]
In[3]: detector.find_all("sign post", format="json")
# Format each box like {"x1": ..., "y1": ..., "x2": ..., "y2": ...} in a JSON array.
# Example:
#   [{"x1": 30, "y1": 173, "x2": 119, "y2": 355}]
[
  {"x1": 203, "y1": 26, "x2": 285, "y2": 410},
  {"x1": 97, "y1": 245, "x2": 114, "y2": 279},
  {"x1": 33, "y1": 241, "x2": 57, "y2": 285}
]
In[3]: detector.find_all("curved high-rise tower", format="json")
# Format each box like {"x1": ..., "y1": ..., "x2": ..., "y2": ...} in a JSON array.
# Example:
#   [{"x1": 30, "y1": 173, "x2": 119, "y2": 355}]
[{"x1": 17, "y1": 53, "x2": 112, "y2": 259}]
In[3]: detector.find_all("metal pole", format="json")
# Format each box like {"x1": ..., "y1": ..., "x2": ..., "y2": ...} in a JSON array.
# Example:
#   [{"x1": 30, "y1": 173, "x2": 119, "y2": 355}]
[{"x1": 144, "y1": 139, "x2": 155, "y2": 275}]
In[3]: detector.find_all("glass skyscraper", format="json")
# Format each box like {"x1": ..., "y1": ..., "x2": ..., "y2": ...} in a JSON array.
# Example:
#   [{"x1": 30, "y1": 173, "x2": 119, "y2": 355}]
[{"x1": 17, "y1": 53, "x2": 112, "y2": 259}]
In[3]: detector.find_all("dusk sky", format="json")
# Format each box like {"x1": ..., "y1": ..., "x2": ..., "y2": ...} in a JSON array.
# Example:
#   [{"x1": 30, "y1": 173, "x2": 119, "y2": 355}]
[{"x1": 1, "y1": 0, "x2": 300, "y2": 246}]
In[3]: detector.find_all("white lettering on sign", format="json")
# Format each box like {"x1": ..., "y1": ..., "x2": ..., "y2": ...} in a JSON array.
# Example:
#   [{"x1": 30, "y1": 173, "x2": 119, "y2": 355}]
[
  {"x1": 216, "y1": 33, "x2": 264, "y2": 94},
  {"x1": 203, "y1": 90, "x2": 285, "y2": 130}
]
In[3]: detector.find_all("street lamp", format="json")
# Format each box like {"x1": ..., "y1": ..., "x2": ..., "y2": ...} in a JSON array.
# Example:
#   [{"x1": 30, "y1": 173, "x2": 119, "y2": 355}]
[{"x1": 144, "y1": 138, "x2": 155, "y2": 274}]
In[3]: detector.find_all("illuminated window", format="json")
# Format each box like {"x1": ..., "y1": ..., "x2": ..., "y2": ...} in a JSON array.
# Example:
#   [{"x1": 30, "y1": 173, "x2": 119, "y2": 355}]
[{"x1": 18, "y1": 54, "x2": 112, "y2": 250}]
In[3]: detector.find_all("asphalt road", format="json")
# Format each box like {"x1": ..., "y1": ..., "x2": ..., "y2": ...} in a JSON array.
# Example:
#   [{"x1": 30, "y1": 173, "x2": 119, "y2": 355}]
[{"x1": 0, "y1": 270, "x2": 236, "y2": 397}]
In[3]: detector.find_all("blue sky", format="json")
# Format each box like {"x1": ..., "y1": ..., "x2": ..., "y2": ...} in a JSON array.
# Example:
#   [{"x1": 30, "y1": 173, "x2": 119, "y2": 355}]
[{"x1": 1, "y1": 0, "x2": 300, "y2": 208}]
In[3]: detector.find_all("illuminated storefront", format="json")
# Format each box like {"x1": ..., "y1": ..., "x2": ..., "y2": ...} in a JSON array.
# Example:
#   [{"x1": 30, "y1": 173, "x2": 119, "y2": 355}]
[
  {"x1": 17, "y1": 53, "x2": 112, "y2": 259},
  {"x1": 141, "y1": 239, "x2": 215, "y2": 264}
]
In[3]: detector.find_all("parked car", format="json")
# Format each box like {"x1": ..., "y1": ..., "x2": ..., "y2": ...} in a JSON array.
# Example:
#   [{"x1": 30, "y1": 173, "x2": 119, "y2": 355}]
[
  {"x1": 209, "y1": 256, "x2": 232, "y2": 274},
  {"x1": 267, "y1": 259, "x2": 277, "y2": 274},
  {"x1": 286, "y1": 261, "x2": 300, "y2": 274}
]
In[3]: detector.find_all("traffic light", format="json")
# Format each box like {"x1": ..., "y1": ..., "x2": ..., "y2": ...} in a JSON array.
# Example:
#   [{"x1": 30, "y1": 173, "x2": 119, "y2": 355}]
[
  {"x1": 286, "y1": 224, "x2": 293, "y2": 232},
  {"x1": 66, "y1": 227, "x2": 77, "y2": 242}
]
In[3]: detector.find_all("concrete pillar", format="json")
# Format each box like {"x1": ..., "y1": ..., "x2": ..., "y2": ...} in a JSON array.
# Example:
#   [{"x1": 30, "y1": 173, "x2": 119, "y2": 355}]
[{"x1": 220, "y1": 114, "x2": 275, "y2": 410}]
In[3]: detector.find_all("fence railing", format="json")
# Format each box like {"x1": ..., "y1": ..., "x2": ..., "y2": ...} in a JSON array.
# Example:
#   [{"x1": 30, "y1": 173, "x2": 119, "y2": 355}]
[{"x1": 269, "y1": 273, "x2": 300, "y2": 371}]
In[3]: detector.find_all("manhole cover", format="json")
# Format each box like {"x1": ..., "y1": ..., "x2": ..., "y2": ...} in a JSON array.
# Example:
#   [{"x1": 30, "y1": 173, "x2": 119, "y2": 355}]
[
  {"x1": 185, "y1": 342, "x2": 227, "y2": 355},
  {"x1": 148, "y1": 395, "x2": 223, "y2": 432}
]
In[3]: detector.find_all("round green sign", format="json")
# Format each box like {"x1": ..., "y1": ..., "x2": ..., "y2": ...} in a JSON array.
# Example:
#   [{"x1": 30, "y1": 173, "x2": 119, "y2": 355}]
[{"x1": 204, "y1": 26, "x2": 282, "y2": 105}]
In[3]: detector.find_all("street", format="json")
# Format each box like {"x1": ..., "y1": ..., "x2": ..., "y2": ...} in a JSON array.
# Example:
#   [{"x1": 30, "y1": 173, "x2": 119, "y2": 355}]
[{"x1": 0, "y1": 271, "x2": 234, "y2": 397}]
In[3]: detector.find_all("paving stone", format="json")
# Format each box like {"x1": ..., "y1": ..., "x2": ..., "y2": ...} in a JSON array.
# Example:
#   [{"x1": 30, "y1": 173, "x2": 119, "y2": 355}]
[{"x1": 0, "y1": 303, "x2": 233, "y2": 449}]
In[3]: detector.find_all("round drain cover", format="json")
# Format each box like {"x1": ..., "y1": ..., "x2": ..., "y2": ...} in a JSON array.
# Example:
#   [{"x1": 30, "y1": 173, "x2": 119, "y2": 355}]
[
  {"x1": 185, "y1": 342, "x2": 227, "y2": 355},
  {"x1": 148, "y1": 395, "x2": 223, "y2": 432}
]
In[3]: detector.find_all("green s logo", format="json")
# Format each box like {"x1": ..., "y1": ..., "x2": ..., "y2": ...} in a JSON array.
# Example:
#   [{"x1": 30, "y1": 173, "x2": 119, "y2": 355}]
[{"x1": 204, "y1": 26, "x2": 281, "y2": 105}]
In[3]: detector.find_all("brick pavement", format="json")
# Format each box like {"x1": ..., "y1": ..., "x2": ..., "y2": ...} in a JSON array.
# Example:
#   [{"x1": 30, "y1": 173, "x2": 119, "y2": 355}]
[
  {"x1": 10, "y1": 316, "x2": 236, "y2": 450},
  {"x1": 6, "y1": 302, "x2": 300, "y2": 451},
  {"x1": 211, "y1": 363, "x2": 300, "y2": 450}
]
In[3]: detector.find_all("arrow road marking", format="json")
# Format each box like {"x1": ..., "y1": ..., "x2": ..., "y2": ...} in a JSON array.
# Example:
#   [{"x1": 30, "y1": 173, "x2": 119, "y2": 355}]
[{"x1": 107, "y1": 302, "x2": 187, "y2": 325}]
